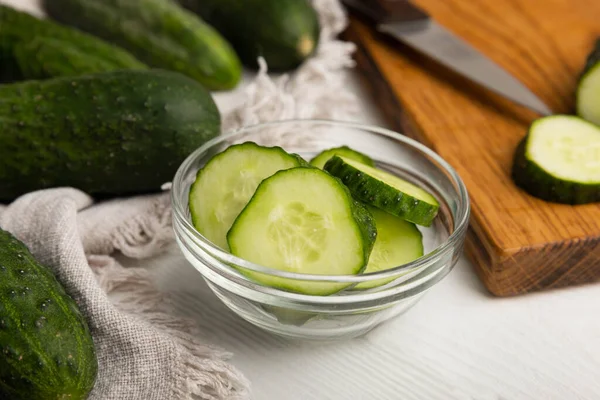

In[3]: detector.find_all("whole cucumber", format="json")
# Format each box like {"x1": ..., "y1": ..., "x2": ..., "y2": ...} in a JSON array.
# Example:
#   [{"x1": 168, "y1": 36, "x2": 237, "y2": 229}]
[
  {"x1": 0, "y1": 70, "x2": 221, "y2": 201},
  {"x1": 0, "y1": 4, "x2": 146, "y2": 83},
  {"x1": 42, "y1": 0, "x2": 242, "y2": 91},
  {"x1": 179, "y1": 0, "x2": 320, "y2": 71},
  {"x1": 0, "y1": 228, "x2": 97, "y2": 400}
]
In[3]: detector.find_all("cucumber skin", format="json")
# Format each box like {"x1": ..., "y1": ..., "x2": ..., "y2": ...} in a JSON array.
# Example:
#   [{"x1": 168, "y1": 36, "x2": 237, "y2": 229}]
[
  {"x1": 0, "y1": 70, "x2": 220, "y2": 201},
  {"x1": 227, "y1": 167, "x2": 377, "y2": 295},
  {"x1": 512, "y1": 137, "x2": 600, "y2": 205},
  {"x1": 349, "y1": 196, "x2": 378, "y2": 269},
  {"x1": 0, "y1": 5, "x2": 145, "y2": 83},
  {"x1": 310, "y1": 146, "x2": 375, "y2": 170},
  {"x1": 0, "y1": 228, "x2": 97, "y2": 400},
  {"x1": 13, "y1": 37, "x2": 135, "y2": 80},
  {"x1": 179, "y1": 0, "x2": 320, "y2": 71},
  {"x1": 43, "y1": 0, "x2": 242, "y2": 90},
  {"x1": 324, "y1": 156, "x2": 440, "y2": 227}
]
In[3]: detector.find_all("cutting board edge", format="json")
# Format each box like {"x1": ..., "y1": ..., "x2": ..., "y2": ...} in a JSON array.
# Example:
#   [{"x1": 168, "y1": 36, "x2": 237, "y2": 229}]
[{"x1": 467, "y1": 229, "x2": 600, "y2": 296}]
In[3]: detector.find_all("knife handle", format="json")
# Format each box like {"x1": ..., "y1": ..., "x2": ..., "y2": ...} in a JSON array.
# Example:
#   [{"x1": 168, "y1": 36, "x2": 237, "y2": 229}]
[{"x1": 343, "y1": 0, "x2": 429, "y2": 24}]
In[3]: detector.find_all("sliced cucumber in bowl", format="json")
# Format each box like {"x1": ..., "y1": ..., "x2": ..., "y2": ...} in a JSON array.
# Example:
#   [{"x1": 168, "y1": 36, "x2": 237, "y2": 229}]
[
  {"x1": 227, "y1": 167, "x2": 377, "y2": 295},
  {"x1": 352, "y1": 206, "x2": 424, "y2": 290},
  {"x1": 186, "y1": 140, "x2": 441, "y2": 296},
  {"x1": 324, "y1": 155, "x2": 440, "y2": 227},
  {"x1": 189, "y1": 142, "x2": 305, "y2": 250}
]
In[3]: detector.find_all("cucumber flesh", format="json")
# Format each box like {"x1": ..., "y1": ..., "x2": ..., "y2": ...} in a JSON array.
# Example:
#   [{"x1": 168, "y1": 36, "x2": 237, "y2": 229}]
[
  {"x1": 577, "y1": 39, "x2": 600, "y2": 126},
  {"x1": 227, "y1": 167, "x2": 377, "y2": 295},
  {"x1": 189, "y1": 142, "x2": 304, "y2": 250},
  {"x1": 310, "y1": 146, "x2": 375, "y2": 169},
  {"x1": 577, "y1": 63, "x2": 600, "y2": 126},
  {"x1": 324, "y1": 156, "x2": 440, "y2": 226},
  {"x1": 512, "y1": 115, "x2": 600, "y2": 204},
  {"x1": 354, "y1": 207, "x2": 424, "y2": 290}
]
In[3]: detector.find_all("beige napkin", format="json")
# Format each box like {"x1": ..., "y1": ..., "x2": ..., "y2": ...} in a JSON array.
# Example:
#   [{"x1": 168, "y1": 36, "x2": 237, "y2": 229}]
[{"x1": 0, "y1": 188, "x2": 250, "y2": 399}]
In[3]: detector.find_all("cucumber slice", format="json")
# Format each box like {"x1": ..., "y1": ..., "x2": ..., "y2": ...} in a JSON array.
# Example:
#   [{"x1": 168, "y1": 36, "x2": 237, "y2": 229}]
[
  {"x1": 324, "y1": 156, "x2": 440, "y2": 226},
  {"x1": 353, "y1": 206, "x2": 424, "y2": 290},
  {"x1": 310, "y1": 146, "x2": 375, "y2": 169},
  {"x1": 512, "y1": 115, "x2": 600, "y2": 204},
  {"x1": 227, "y1": 167, "x2": 377, "y2": 295},
  {"x1": 189, "y1": 142, "x2": 305, "y2": 249},
  {"x1": 577, "y1": 39, "x2": 600, "y2": 125}
]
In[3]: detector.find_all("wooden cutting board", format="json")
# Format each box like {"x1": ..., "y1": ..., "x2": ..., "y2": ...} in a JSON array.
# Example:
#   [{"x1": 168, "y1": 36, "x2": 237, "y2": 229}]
[{"x1": 343, "y1": 0, "x2": 600, "y2": 296}]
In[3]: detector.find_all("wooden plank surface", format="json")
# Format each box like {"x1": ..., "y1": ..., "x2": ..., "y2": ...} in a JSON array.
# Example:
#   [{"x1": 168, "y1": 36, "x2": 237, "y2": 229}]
[{"x1": 343, "y1": 0, "x2": 600, "y2": 296}]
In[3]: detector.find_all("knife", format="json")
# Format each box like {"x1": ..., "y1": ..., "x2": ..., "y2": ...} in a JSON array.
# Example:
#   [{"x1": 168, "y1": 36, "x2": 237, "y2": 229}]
[{"x1": 342, "y1": 0, "x2": 553, "y2": 116}]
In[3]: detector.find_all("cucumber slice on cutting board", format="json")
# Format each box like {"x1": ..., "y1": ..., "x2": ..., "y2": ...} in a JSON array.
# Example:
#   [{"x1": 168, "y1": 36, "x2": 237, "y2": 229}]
[
  {"x1": 310, "y1": 146, "x2": 375, "y2": 169},
  {"x1": 353, "y1": 206, "x2": 424, "y2": 290},
  {"x1": 227, "y1": 167, "x2": 377, "y2": 295},
  {"x1": 189, "y1": 142, "x2": 305, "y2": 249},
  {"x1": 324, "y1": 156, "x2": 440, "y2": 226},
  {"x1": 577, "y1": 38, "x2": 600, "y2": 126},
  {"x1": 512, "y1": 115, "x2": 600, "y2": 204}
]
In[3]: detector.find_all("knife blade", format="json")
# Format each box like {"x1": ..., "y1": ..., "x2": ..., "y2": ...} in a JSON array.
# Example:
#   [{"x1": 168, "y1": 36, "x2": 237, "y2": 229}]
[{"x1": 342, "y1": 0, "x2": 553, "y2": 116}]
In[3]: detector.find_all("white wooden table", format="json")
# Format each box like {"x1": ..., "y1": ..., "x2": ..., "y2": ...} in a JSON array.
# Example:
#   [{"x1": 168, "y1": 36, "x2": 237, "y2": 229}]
[{"x1": 5, "y1": 1, "x2": 600, "y2": 398}]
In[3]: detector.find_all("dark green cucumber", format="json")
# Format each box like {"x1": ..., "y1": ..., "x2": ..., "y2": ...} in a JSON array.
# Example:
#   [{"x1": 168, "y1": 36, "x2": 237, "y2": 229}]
[
  {"x1": 353, "y1": 207, "x2": 423, "y2": 290},
  {"x1": 189, "y1": 142, "x2": 307, "y2": 250},
  {"x1": 310, "y1": 146, "x2": 375, "y2": 170},
  {"x1": 0, "y1": 69, "x2": 220, "y2": 201},
  {"x1": 512, "y1": 115, "x2": 600, "y2": 204},
  {"x1": 0, "y1": 5, "x2": 145, "y2": 83},
  {"x1": 43, "y1": 0, "x2": 242, "y2": 90},
  {"x1": 324, "y1": 156, "x2": 440, "y2": 227},
  {"x1": 0, "y1": 228, "x2": 97, "y2": 400},
  {"x1": 179, "y1": 0, "x2": 320, "y2": 70},
  {"x1": 227, "y1": 167, "x2": 377, "y2": 295},
  {"x1": 13, "y1": 37, "x2": 135, "y2": 80},
  {"x1": 577, "y1": 38, "x2": 600, "y2": 126}
]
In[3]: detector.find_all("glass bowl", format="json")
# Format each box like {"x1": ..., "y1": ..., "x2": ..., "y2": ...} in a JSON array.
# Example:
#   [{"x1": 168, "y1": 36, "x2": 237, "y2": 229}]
[{"x1": 171, "y1": 120, "x2": 470, "y2": 340}]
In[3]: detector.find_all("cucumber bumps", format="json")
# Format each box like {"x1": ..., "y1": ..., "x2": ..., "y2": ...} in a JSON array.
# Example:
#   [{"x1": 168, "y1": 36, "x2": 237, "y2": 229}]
[
  {"x1": 0, "y1": 70, "x2": 220, "y2": 201},
  {"x1": 0, "y1": 228, "x2": 97, "y2": 400},
  {"x1": 0, "y1": 5, "x2": 145, "y2": 83},
  {"x1": 43, "y1": 0, "x2": 242, "y2": 90},
  {"x1": 324, "y1": 156, "x2": 440, "y2": 226}
]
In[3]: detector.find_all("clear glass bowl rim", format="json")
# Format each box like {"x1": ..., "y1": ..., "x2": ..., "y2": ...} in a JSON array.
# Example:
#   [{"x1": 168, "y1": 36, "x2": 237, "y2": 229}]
[{"x1": 171, "y1": 119, "x2": 470, "y2": 284}]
